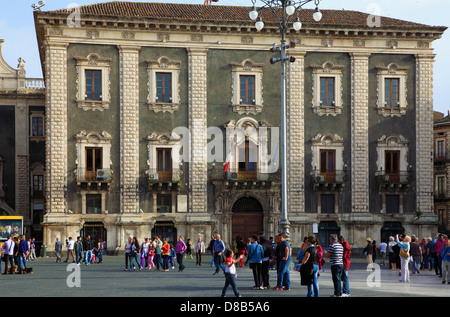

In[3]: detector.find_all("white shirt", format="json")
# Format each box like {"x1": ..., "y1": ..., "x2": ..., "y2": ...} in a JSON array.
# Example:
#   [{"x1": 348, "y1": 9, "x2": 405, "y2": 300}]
[
  {"x1": 67, "y1": 240, "x2": 75, "y2": 250},
  {"x1": 379, "y1": 242, "x2": 387, "y2": 253},
  {"x1": 225, "y1": 257, "x2": 236, "y2": 275}
]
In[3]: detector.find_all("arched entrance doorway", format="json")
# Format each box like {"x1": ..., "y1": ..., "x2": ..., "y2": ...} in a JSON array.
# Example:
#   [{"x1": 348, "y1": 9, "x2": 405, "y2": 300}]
[
  {"x1": 232, "y1": 196, "x2": 263, "y2": 241},
  {"x1": 151, "y1": 221, "x2": 177, "y2": 244},
  {"x1": 81, "y1": 222, "x2": 107, "y2": 244},
  {"x1": 317, "y1": 221, "x2": 340, "y2": 248}
]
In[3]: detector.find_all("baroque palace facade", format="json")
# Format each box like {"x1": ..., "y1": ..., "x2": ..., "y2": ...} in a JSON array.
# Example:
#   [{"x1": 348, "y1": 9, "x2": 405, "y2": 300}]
[{"x1": 33, "y1": 2, "x2": 446, "y2": 252}]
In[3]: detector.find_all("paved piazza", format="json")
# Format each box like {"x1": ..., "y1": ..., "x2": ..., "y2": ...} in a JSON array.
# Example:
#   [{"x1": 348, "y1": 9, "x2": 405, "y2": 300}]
[{"x1": 0, "y1": 255, "x2": 447, "y2": 298}]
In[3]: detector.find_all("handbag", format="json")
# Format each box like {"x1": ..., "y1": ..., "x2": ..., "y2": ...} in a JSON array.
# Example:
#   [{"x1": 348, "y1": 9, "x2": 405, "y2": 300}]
[{"x1": 399, "y1": 247, "x2": 409, "y2": 259}]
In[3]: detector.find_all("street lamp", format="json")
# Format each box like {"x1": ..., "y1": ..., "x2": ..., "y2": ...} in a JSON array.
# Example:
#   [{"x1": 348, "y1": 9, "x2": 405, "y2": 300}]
[{"x1": 248, "y1": 0, "x2": 323, "y2": 240}]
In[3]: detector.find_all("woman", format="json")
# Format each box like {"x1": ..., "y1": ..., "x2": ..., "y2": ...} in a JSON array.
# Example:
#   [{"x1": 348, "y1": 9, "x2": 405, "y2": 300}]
[
  {"x1": 148, "y1": 241, "x2": 155, "y2": 270},
  {"x1": 314, "y1": 238, "x2": 325, "y2": 275},
  {"x1": 130, "y1": 237, "x2": 142, "y2": 271},
  {"x1": 176, "y1": 236, "x2": 187, "y2": 272},
  {"x1": 387, "y1": 236, "x2": 397, "y2": 271},
  {"x1": 185, "y1": 239, "x2": 193, "y2": 259},
  {"x1": 140, "y1": 238, "x2": 149, "y2": 268},
  {"x1": 236, "y1": 236, "x2": 246, "y2": 268},
  {"x1": 161, "y1": 238, "x2": 170, "y2": 271},
  {"x1": 396, "y1": 234, "x2": 411, "y2": 282},
  {"x1": 124, "y1": 237, "x2": 132, "y2": 271},
  {"x1": 299, "y1": 236, "x2": 319, "y2": 297},
  {"x1": 364, "y1": 238, "x2": 374, "y2": 269},
  {"x1": 410, "y1": 237, "x2": 422, "y2": 275},
  {"x1": 96, "y1": 238, "x2": 104, "y2": 264}
]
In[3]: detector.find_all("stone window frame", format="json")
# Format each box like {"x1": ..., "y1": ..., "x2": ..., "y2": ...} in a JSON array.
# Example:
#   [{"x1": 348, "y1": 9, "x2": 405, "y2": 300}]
[
  {"x1": 146, "y1": 132, "x2": 183, "y2": 182},
  {"x1": 376, "y1": 63, "x2": 408, "y2": 117},
  {"x1": 317, "y1": 193, "x2": 339, "y2": 214},
  {"x1": 74, "y1": 53, "x2": 112, "y2": 111},
  {"x1": 74, "y1": 130, "x2": 113, "y2": 183},
  {"x1": 376, "y1": 134, "x2": 409, "y2": 180},
  {"x1": 231, "y1": 59, "x2": 264, "y2": 115},
  {"x1": 436, "y1": 174, "x2": 446, "y2": 197},
  {"x1": 80, "y1": 191, "x2": 107, "y2": 215},
  {"x1": 30, "y1": 111, "x2": 45, "y2": 141},
  {"x1": 311, "y1": 61, "x2": 344, "y2": 116},
  {"x1": 146, "y1": 56, "x2": 181, "y2": 113},
  {"x1": 310, "y1": 133, "x2": 345, "y2": 181}
]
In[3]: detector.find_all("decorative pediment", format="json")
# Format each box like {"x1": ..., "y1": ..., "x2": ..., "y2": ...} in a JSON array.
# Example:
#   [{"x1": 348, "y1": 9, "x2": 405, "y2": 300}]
[
  {"x1": 377, "y1": 134, "x2": 409, "y2": 147},
  {"x1": 75, "y1": 130, "x2": 112, "y2": 144},
  {"x1": 311, "y1": 133, "x2": 344, "y2": 146}
]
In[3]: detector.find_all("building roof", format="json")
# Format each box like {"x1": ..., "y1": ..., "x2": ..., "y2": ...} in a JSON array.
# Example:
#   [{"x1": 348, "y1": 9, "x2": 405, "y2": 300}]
[{"x1": 40, "y1": 1, "x2": 446, "y2": 30}]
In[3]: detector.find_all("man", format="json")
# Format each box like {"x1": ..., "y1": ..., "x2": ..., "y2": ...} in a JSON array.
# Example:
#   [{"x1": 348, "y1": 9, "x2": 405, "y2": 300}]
[
  {"x1": 324, "y1": 234, "x2": 344, "y2": 297},
  {"x1": 83, "y1": 235, "x2": 94, "y2": 265},
  {"x1": 74, "y1": 236, "x2": 83, "y2": 265},
  {"x1": 2, "y1": 235, "x2": 15, "y2": 274},
  {"x1": 338, "y1": 235, "x2": 351, "y2": 297},
  {"x1": 212, "y1": 234, "x2": 226, "y2": 275},
  {"x1": 17, "y1": 235, "x2": 29, "y2": 274},
  {"x1": 273, "y1": 232, "x2": 291, "y2": 291},
  {"x1": 435, "y1": 234, "x2": 445, "y2": 277},
  {"x1": 55, "y1": 238, "x2": 62, "y2": 263},
  {"x1": 442, "y1": 237, "x2": 450, "y2": 284},
  {"x1": 379, "y1": 239, "x2": 387, "y2": 267},
  {"x1": 247, "y1": 234, "x2": 264, "y2": 289},
  {"x1": 64, "y1": 237, "x2": 75, "y2": 263}
]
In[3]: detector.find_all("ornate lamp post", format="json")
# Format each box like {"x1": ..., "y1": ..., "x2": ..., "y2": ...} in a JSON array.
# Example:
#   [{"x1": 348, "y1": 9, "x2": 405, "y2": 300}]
[{"x1": 249, "y1": 0, "x2": 323, "y2": 239}]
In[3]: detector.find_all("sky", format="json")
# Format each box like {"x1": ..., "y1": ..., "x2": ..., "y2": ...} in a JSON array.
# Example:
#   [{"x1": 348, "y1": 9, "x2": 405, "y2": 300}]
[{"x1": 0, "y1": 0, "x2": 449, "y2": 114}]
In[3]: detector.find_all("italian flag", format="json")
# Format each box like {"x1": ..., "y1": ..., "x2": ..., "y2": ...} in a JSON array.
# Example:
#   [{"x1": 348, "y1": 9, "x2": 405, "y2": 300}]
[{"x1": 223, "y1": 143, "x2": 233, "y2": 173}]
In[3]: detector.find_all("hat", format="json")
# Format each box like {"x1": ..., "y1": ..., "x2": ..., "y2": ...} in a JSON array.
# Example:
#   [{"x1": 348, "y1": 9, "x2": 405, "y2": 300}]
[{"x1": 366, "y1": 237, "x2": 372, "y2": 242}]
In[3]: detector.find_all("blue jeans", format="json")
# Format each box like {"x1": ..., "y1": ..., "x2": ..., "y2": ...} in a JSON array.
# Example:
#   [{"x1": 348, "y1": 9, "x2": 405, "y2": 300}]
[
  {"x1": 18, "y1": 254, "x2": 27, "y2": 272},
  {"x1": 154, "y1": 254, "x2": 162, "y2": 270},
  {"x1": 331, "y1": 264, "x2": 344, "y2": 296},
  {"x1": 130, "y1": 253, "x2": 141, "y2": 269},
  {"x1": 277, "y1": 259, "x2": 291, "y2": 289},
  {"x1": 97, "y1": 250, "x2": 103, "y2": 263},
  {"x1": 307, "y1": 264, "x2": 319, "y2": 297},
  {"x1": 222, "y1": 273, "x2": 240, "y2": 297},
  {"x1": 341, "y1": 268, "x2": 350, "y2": 295},
  {"x1": 76, "y1": 251, "x2": 83, "y2": 264},
  {"x1": 84, "y1": 250, "x2": 92, "y2": 264},
  {"x1": 214, "y1": 254, "x2": 226, "y2": 274}
]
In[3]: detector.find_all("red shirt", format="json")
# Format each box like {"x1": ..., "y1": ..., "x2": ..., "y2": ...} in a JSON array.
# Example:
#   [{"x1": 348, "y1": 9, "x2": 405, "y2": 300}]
[{"x1": 340, "y1": 240, "x2": 351, "y2": 270}]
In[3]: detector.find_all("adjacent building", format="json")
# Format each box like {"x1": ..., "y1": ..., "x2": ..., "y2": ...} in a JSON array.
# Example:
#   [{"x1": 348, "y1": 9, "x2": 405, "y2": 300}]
[
  {"x1": 433, "y1": 111, "x2": 450, "y2": 234},
  {"x1": 0, "y1": 39, "x2": 46, "y2": 250},
  {"x1": 33, "y1": 2, "x2": 446, "y2": 252}
]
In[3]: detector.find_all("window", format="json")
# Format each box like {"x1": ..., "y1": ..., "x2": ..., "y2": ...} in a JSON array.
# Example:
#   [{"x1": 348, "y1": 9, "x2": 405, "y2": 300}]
[
  {"x1": 86, "y1": 194, "x2": 102, "y2": 214},
  {"x1": 75, "y1": 53, "x2": 111, "y2": 111},
  {"x1": 231, "y1": 59, "x2": 264, "y2": 115},
  {"x1": 32, "y1": 116, "x2": 44, "y2": 137},
  {"x1": 384, "y1": 78, "x2": 399, "y2": 107},
  {"x1": 240, "y1": 75, "x2": 255, "y2": 105},
  {"x1": 147, "y1": 56, "x2": 181, "y2": 113},
  {"x1": 320, "y1": 194, "x2": 335, "y2": 214},
  {"x1": 238, "y1": 140, "x2": 257, "y2": 179},
  {"x1": 385, "y1": 195, "x2": 400, "y2": 214},
  {"x1": 157, "y1": 194, "x2": 172, "y2": 213},
  {"x1": 33, "y1": 175, "x2": 44, "y2": 198},
  {"x1": 385, "y1": 150, "x2": 400, "y2": 182},
  {"x1": 376, "y1": 63, "x2": 408, "y2": 117},
  {"x1": 437, "y1": 140, "x2": 445, "y2": 160},
  {"x1": 320, "y1": 149, "x2": 336, "y2": 181},
  {"x1": 85, "y1": 147, "x2": 102, "y2": 181},
  {"x1": 437, "y1": 175, "x2": 446, "y2": 198},
  {"x1": 320, "y1": 77, "x2": 335, "y2": 106},
  {"x1": 311, "y1": 61, "x2": 344, "y2": 116},
  {"x1": 157, "y1": 148, "x2": 172, "y2": 181},
  {"x1": 156, "y1": 72, "x2": 172, "y2": 103},
  {"x1": 85, "y1": 70, "x2": 102, "y2": 101}
]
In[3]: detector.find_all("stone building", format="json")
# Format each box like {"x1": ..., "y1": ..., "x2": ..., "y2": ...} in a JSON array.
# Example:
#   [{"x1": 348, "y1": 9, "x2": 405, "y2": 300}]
[
  {"x1": 33, "y1": 2, "x2": 446, "y2": 252},
  {"x1": 433, "y1": 111, "x2": 450, "y2": 234},
  {"x1": 0, "y1": 39, "x2": 46, "y2": 248}
]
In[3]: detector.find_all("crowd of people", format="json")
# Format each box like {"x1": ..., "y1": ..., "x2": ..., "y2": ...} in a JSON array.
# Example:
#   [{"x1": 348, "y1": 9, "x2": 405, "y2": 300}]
[
  {"x1": 1, "y1": 235, "x2": 37, "y2": 274},
  {"x1": 364, "y1": 232, "x2": 450, "y2": 284},
  {"x1": 54, "y1": 235, "x2": 105, "y2": 266}
]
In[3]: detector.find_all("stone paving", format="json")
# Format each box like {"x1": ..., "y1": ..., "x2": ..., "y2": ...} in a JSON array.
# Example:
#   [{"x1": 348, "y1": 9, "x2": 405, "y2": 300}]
[{"x1": 0, "y1": 255, "x2": 448, "y2": 297}]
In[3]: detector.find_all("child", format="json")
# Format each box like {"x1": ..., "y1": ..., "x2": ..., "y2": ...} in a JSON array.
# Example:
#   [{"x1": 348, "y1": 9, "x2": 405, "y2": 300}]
[
  {"x1": 148, "y1": 243, "x2": 155, "y2": 270},
  {"x1": 221, "y1": 249, "x2": 243, "y2": 297},
  {"x1": 168, "y1": 244, "x2": 176, "y2": 269}
]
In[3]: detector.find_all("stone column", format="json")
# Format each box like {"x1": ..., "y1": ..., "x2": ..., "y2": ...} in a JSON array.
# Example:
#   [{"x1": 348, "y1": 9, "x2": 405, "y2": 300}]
[
  {"x1": 349, "y1": 53, "x2": 371, "y2": 213},
  {"x1": 187, "y1": 48, "x2": 208, "y2": 213},
  {"x1": 15, "y1": 99, "x2": 29, "y2": 219},
  {"x1": 44, "y1": 42, "x2": 69, "y2": 215},
  {"x1": 118, "y1": 45, "x2": 141, "y2": 214},
  {"x1": 415, "y1": 54, "x2": 435, "y2": 214},
  {"x1": 286, "y1": 50, "x2": 306, "y2": 214}
]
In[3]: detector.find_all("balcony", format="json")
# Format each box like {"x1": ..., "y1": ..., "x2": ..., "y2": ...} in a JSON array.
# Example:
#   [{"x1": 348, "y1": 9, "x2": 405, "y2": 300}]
[
  {"x1": 434, "y1": 192, "x2": 450, "y2": 202},
  {"x1": 310, "y1": 170, "x2": 347, "y2": 191},
  {"x1": 75, "y1": 168, "x2": 113, "y2": 191},
  {"x1": 209, "y1": 166, "x2": 281, "y2": 190},
  {"x1": 434, "y1": 154, "x2": 450, "y2": 165},
  {"x1": 147, "y1": 168, "x2": 183, "y2": 191},
  {"x1": 376, "y1": 170, "x2": 412, "y2": 192}
]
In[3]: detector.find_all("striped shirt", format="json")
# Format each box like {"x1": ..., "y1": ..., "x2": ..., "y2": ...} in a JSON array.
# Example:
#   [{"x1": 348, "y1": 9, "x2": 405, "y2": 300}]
[{"x1": 328, "y1": 242, "x2": 344, "y2": 266}]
